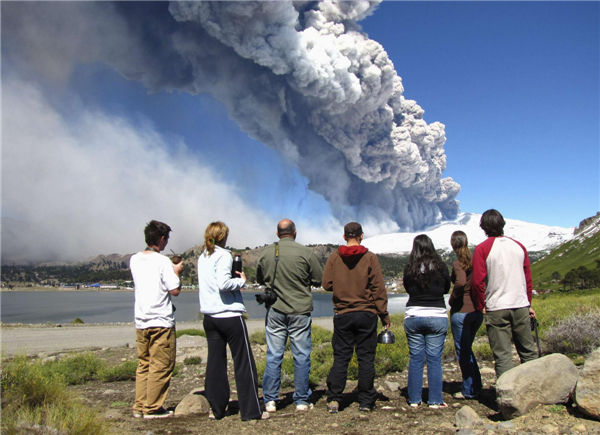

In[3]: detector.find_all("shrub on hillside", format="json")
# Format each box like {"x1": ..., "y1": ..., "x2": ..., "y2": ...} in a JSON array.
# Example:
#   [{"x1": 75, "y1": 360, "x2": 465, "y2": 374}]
[{"x1": 543, "y1": 308, "x2": 600, "y2": 356}]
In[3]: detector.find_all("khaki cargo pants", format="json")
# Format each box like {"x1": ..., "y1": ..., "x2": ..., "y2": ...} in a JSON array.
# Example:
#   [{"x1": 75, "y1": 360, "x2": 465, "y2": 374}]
[{"x1": 134, "y1": 327, "x2": 176, "y2": 414}]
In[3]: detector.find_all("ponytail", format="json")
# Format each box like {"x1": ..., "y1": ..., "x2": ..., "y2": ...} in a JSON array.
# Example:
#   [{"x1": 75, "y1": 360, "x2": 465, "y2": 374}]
[{"x1": 201, "y1": 222, "x2": 229, "y2": 256}]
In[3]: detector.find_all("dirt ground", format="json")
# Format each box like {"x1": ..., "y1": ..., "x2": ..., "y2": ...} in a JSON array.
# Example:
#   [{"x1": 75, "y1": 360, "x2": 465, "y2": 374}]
[{"x1": 67, "y1": 345, "x2": 600, "y2": 435}]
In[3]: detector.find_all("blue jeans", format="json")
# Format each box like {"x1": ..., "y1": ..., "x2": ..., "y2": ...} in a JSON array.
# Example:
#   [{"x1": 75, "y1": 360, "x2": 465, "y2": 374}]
[
  {"x1": 262, "y1": 308, "x2": 312, "y2": 405},
  {"x1": 404, "y1": 316, "x2": 448, "y2": 405},
  {"x1": 450, "y1": 311, "x2": 483, "y2": 398}
]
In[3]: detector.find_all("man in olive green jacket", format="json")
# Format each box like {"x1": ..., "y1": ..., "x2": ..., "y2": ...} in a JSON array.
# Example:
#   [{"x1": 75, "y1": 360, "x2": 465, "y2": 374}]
[{"x1": 257, "y1": 219, "x2": 323, "y2": 412}]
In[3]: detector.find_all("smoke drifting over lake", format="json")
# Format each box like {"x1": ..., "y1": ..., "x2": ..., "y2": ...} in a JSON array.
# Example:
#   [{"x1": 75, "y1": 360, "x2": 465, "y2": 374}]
[{"x1": 2, "y1": 1, "x2": 460, "y2": 261}]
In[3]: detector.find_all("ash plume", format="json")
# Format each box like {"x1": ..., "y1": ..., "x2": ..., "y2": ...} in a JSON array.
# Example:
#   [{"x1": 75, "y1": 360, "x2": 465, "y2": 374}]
[{"x1": 3, "y1": 1, "x2": 460, "y2": 231}]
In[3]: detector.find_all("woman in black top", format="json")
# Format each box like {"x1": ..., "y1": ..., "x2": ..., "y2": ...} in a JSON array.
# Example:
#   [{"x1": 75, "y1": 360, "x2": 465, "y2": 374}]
[{"x1": 403, "y1": 235, "x2": 451, "y2": 408}]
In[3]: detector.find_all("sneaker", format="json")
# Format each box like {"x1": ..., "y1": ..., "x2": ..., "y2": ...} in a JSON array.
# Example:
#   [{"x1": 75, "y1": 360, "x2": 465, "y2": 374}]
[
  {"x1": 132, "y1": 411, "x2": 143, "y2": 418},
  {"x1": 265, "y1": 400, "x2": 277, "y2": 413},
  {"x1": 296, "y1": 403, "x2": 313, "y2": 412},
  {"x1": 428, "y1": 403, "x2": 448, "y2": 409},
  {"x1": 208, "y1": 409, "x2": 216, "y2": 420},
  {"x1": 143, "y1": 408, "x2": 173, "y2": 419},
  {"x1": 260, "y1": 412, "x2": 270, "y2": 420},
  {"x1": 358, "y1": 404, "x2": 375, "y2": 412},
  {"x1": 327, "y1": 401, "x2": 339, "y2": 414},
  {"x1": 409, "y1": 402, "x2": 420, "y2": 408}
]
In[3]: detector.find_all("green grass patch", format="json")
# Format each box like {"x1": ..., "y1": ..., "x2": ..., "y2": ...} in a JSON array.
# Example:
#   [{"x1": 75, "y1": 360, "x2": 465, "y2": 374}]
[
  {"x1": 40, "y1": 353, "x2": 104, "y2": 385},
  {"x1": 176, "y1": 328, "x2": 206, "y2": 338},
  {"x1": 1, "y1": 356, "x2": 107, "y2": 435},
  {"x1": 98, "y1": 359, "x2": 138, "y2": 382},
  {"x1": 183, "y1": 356, "x2": 202, "y2": 365},
  {"x1": 249, "y1": 330, "x2": 266, "y2": 345}
]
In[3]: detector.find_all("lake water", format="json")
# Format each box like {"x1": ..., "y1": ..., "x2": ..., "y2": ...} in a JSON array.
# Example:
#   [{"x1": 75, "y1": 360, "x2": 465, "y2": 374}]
[{"x1": 0, "y1": 291, "x2": 418, "y2": 325}]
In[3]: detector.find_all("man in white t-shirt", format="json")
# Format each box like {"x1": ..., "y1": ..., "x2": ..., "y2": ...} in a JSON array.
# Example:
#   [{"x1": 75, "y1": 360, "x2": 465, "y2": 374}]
[{"x1": 130, "y1": 220, "x2": 183, "y2": 419}]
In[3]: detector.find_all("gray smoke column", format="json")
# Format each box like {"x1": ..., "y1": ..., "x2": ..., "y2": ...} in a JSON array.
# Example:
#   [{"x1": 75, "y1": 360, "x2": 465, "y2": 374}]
[
  {"x1": 3, "y1": 0, "x2": 460, "y2": 231},
  {"x1": 167, "y1": 0, "x2": 460, "y2": 230}
]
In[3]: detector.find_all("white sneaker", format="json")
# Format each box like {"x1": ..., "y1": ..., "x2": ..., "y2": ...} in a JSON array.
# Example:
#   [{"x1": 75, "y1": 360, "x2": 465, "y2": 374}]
[
  {"x1": 265, "y1": 401, "x2": 277, "y2": 413},
  {"x1": 296, "y1": 403, "x2": 313, "y2": 412}
]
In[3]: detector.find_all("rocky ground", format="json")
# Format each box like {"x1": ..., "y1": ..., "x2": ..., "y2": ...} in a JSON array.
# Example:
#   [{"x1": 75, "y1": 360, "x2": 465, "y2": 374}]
[{"x1": 66, "y1": 339, "x2": 600, "y2": 435}]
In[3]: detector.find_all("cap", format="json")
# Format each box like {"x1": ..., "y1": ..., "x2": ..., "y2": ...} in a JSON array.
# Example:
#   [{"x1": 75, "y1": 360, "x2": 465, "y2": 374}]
[{"x1": 344, "y1": 222, "x2": 363, "y2": 238}]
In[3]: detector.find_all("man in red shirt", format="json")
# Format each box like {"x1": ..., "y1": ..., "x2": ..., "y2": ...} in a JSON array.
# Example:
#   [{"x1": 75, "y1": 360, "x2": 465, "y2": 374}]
[{"x1": 472, "y1": 210, "x2": 538, "y2": 378}]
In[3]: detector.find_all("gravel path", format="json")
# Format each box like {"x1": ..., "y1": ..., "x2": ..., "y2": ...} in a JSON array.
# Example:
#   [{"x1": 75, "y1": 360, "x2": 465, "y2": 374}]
[{"x1": 1, "y1": 317, "x2": 334, "y2": 357}]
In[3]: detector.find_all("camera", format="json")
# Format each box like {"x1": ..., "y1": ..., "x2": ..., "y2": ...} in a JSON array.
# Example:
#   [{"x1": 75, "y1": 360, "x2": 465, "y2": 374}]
[{"x1": 255, "y1": 287, "x2": 278, "y2": 307}]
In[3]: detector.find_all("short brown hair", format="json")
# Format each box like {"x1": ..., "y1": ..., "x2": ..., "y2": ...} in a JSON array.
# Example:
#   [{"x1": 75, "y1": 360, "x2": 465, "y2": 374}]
[
  {"x1": 144, "y1": 220, "x2": 172, "y2": 246},
  {"x1": 344, "y1": 222, "x2": 363, "y2": 238}
]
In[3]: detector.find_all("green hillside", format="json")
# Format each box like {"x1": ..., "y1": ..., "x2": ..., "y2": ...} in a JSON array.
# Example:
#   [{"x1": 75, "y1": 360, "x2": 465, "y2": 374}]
[{"x1": 531, "y1": 214, "x2": 600, "y2": 290}]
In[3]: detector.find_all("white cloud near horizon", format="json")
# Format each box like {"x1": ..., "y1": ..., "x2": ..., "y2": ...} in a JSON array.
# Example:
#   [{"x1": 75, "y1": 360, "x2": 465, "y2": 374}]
[{"x1": 2, "y1": 77, "x2": 288, "y2": 262}]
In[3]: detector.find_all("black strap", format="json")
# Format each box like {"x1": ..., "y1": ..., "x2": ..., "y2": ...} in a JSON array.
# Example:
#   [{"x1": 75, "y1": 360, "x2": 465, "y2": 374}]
[{"x1": 265, "y1": 242, "x2": 279, "y2": 325}]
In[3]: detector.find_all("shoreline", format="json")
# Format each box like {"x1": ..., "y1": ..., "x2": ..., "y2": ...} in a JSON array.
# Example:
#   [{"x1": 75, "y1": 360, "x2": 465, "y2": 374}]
[{"x1": 0, "y1": 317, "x2": 335, "y2": 357}]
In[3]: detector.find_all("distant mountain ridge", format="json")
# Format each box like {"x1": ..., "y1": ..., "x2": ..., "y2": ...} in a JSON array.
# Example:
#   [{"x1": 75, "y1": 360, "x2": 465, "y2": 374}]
[
  {"x1": 362, "y1": 212, "x2": 575, "y2": 255},
  {"x1": 530, "y1": 212, "x2": 600, "y2": 287}
]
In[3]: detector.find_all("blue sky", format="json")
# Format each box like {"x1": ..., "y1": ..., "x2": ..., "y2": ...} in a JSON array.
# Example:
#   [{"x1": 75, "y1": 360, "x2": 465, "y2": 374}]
[
  {"x1": 362, "y1": 2, "x2": 599, "y2": 228},
  {"x1": 2, "y1": 1, "x2": 598, "y2": 261}
]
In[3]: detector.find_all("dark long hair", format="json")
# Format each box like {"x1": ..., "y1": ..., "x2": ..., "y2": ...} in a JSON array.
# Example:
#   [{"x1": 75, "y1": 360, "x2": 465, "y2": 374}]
[{"x1": 405, "y1": 234, "x2": 447, "y2": 289}]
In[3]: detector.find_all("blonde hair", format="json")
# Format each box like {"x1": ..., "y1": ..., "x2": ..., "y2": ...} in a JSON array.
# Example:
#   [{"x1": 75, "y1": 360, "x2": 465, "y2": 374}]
[
  {"x1": 451, "y1": 230, "x2": 472, "y2": 271},
  {"x1": 202, "y1": 221, "x2": 229, "y2": 256}
]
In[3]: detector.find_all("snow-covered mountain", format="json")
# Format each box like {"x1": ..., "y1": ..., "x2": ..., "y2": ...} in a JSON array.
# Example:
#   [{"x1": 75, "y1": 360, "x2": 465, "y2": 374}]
[{"x1": 363, "y1": 213, "x2": 575, "y2": 255}]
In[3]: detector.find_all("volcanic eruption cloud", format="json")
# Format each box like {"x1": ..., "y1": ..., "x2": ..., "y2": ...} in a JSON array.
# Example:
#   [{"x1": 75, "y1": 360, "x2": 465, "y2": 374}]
[{"x1": 7, "y1": 1, "x2": 461, "y2": 231}]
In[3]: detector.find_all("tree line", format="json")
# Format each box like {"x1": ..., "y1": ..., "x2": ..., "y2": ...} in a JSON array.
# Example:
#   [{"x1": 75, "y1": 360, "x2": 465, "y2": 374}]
[{"x1": 551, "y1": 260, "x2": 600, "y2": 291}]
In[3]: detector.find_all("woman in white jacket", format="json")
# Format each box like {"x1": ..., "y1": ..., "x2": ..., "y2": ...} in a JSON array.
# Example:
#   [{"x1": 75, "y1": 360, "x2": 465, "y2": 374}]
[{"x1": 197, "y1": 221, "x2": 268, "y2": 421}]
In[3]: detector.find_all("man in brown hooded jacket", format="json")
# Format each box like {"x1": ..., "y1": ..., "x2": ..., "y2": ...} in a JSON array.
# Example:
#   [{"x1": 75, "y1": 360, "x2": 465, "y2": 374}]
[{"x1": 321, "y1": 222, "x2": 390, "y2": 413}]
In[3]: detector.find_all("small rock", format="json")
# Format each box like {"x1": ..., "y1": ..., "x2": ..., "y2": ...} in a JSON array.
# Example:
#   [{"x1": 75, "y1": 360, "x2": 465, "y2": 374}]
[
  {"x1": 381, "y1": 406, "x2": 395, "y2": 410},
  {"x1": 121, "y1": 358, "x2": 127, "y2": 362},
  {"x1": 483, "y1": 424, "x2": 497, "y2": 430},
  {"x1": 571, "y1": 424, "x2": 587, "y2": 433},
  {"x1": 330, "y1": 423, "x2": 338, "y2": 428},
  {"x1": 385, "y1": 381, "x2": 400, "y2": 391},
  {"x1": 359, "y1": 414, "x2": 369, "y2": 420},
  {"x1": 174, "y1": 390, "x2": 210, "y2": 416},
  {"x1": 498, "y1": 421, "x2": 515, "y2": 430},
  {"x1": 457, "y1": 430, "x2": 477, "y2": 435},
  {"x1": 453, "y1": 403, "x2": 462, "y2": 408},
  {"x1": 102, "y1": 389, "x2": 120, "y2": 395},
  {"x1": 440, "y1": 422, "x2": 455, "y2": 430},
  {"x1": 455, "y1": 405, "x2": 482, "y2": 429},
  {"x1": 541, "y1": 424, "x2": 559, "y2": 434},
  {"x1": 481, "y1": 368, "x2": 496, "y2": 375}
]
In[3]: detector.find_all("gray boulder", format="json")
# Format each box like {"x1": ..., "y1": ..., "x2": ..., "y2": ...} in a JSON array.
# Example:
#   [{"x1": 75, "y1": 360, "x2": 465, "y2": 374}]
[
  {"x1": 575, "y1": 347, "x2": 600, "y2": 420},
  {"x1": 455, "y1": 405, "x2": 482, "y2": 429},
  {"x1": 496, "y1": 353, "x2": 578, "y2": 419},
  {"x1": 174, "y1": 388, "x2": 211, "y2": 416}
]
